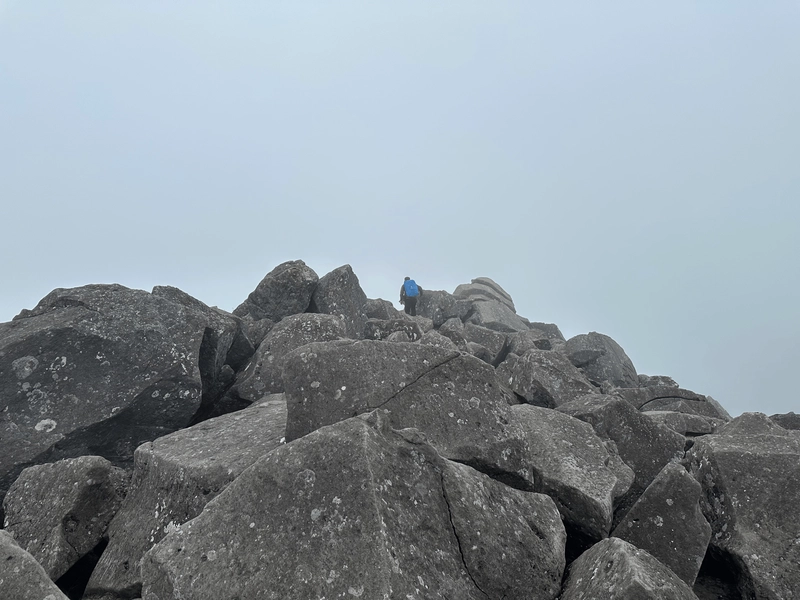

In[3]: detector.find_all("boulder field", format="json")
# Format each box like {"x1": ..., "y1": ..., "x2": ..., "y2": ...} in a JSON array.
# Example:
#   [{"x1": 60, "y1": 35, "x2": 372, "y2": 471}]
[{"x1": 1, "y1": 260, "x2": 797, "y2": 600}]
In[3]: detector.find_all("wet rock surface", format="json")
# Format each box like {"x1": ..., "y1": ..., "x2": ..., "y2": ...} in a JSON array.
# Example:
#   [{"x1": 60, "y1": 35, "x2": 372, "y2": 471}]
[{"x1": 0, "y1": 262, "x2": 785, "y2": 599}]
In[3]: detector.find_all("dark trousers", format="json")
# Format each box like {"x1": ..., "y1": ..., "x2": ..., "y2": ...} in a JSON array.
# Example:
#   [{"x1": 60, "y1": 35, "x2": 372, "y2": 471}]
[{"x1": 404, "y1": 296, "x2": 417, "y2": 316}]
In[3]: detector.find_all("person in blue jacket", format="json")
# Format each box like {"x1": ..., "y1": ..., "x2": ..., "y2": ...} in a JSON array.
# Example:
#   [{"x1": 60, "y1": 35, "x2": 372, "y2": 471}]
[{"x1": 400, "y1": 276, "x2": 422, "y2": 316}]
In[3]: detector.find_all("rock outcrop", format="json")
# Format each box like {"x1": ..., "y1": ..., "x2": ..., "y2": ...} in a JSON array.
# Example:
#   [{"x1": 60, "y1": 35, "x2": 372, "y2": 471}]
[{"x1": 0, "y1": 261, "x2": 788, "y2": 599}]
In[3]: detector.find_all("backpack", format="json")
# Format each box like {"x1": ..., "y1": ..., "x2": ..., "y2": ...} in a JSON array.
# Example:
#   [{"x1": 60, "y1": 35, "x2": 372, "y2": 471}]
[{"x1": 404, "y1": 279, "x2": 419, "y2": 297}]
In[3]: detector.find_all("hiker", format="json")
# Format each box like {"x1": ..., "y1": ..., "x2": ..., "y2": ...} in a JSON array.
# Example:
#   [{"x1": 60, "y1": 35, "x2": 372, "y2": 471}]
[{"x1": 400, "y1": 276, "x2": 422, "y2": 316}]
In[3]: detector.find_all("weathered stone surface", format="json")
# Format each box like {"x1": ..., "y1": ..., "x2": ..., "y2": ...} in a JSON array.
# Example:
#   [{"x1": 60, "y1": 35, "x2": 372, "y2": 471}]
[
  {"x1": 639, "y1": 374, "x2": 679, "y2": 388},
  {"x1": 233, "y1": 260, "x2": 319, "y2": 322},
  {"x1": 565, "y1": 331, "x2": 638, "y2": 388},
  {"x1": 308, "y1": 264, "x2": 368, "y2": 339},
  {"x1": 3, "y1": 456, "x2": 127, "y2": 580},
  {"x1": 467, "y1": 341, "x2": 494, "y2": 364},
  {"x1": 85, "y1": 398, "x2": 287, "y2": 600},
  {"x1": 560, "y1": 537, "x2": 699, "y2": 600},
  {"x1": 512, "y1": 405, "x2": 634, "y2": 542},
  {"x1": 0, "y1": 530, "x2": 69, "y2": 600},
  {"x1": 416, "y1": 289, "x2": 472, "y2": 327},
  {"x1": 715, "y1": 411, "x2": 786, "y2": 436},
  {"x1": 418, "y1": 330, "x2": 459, "y2": 351},
  {"x1": 684, "y1": 429, "x2": 800, "y2": 599},
  {"x1": 438, "y1": 316, "x2": 470, "y2": 351},
  {"x1": 557, "y1": 394, "x2": 686, "y2": 522},
  {"x1": 643, "y1": 410, "x2": 722, "y2": 436},
  {"x1": 0, "y1": 284, "x2": 229, "y2": 514},
  {"x1": 497, "y1": 350, "x2": 596, "y2": 408},
  {"x1": 463, "y1": 323, "x2": 507, "y2": 360},
  {"x1": 364, "y1": 297, "x2": 402, "y2": 320},
  {"x1": 141, "y1": 417, "x2": 566, "y2": 600},
  {"x1": 232, "y1": 313, "x2": 345, "y2": 400},
  {"x1": 454, "y1": 277, "x2": 516, "y2": 312},
  {"x1": 771, "y1": 411, "x2": 800, "y2": 430},
  {"x1": 641, "y1": 398, "x2": 729, "y2": 420},
  {"x1": 612, "y1": 462, "x2": 711, "y2": 586},
  {"x1": 508, "y1": 329, "x2": 555, "y2": 354},
  {"x1": 465, "y1": 300, "x2": 530, "y2": 333},
  {"x1": 364, "y1": 318, "x2": 423, "y2": 342},
  {"x1": 614, "y1": 385, "x2": 709, "y2": 410},
  {"x1": 527, "y1": 322, "x2": 566, "y2": 342}
]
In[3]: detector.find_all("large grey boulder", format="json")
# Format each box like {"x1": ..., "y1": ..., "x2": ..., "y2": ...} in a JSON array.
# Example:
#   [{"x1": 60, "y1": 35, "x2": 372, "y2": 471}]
[
  {"x1": 232, "y1": 313, "x2": 346, "y2": 401},
  {"x1": 3, "y1": 456, "x2": 127, "y2": 581},
  {"x1": 642, "y1": 411, "x2": 722, "y2": 436},
  {"x1": 85, "y1": 398, "x2": 287, "y2": 600},
  {"x1": 364, "y1": 297, "x2": 402, "y2": 320},
  {"x1": 770, "y1": 411, "x2": 800, "y2": 430},
  {"x1": 614, "y1": 385, "x2": 713, "y2": 411},
  {"x1": 559, "y1": 537, "x2": 699, "y2": 600},
  {"x1": 308, "y1": 264, "x2": 368, "y2": 339},
  {"x1": 557, "y1": 394, "x2": 686, "y2": 522},
  {"x1": 232, "y1": 260, "x2": 319, "y2": 322},
  {"x1": 418, "y1": 329, "x2": 460, "y2": 352},
  {"x1": 0, "y1": 530, "x2": 69, "y2": 600},
  {"x1": 283, "y1": 341, "x2": 534, "y2": 487},
  {"x1": 416, "y1": 289, "x2": 472, "y2": 327},
  {"x1": 463, "y1": 323, "x2": 508, "y2": 362},
  {"x1": 437, "y1": 316, "x2": 470, "y2": 351},
  {"x1": 714, "y1": 411, "x2": 786, "y2": 436},
  {"x1": 612, "y1": 462, "x2": 711, "y2": 586},
  {"x1": 684, "y1": 428, "x2": 800, "y2": 599},
  {"x1": 497, "y1": 350, "x2": 596, "y2": 408},
  {"x1": 141, "y1": 416, "x2": 566, "y2": 600},
  {"x1": 465, "y1": 300, "x2": 530, "y2": 333},
  {"x1": 507, "y1": 329, "x2": 557, "y2": 354},
  {"x1": 512, "y1": 405, "x2": 634, "y2": 542},
  {"x1": 565, "y1": 331, "x2": 639, "y2": 388},
  {"x1": 640, "y1": 398, "x2": 730, "y2": 420},
  {"x1": 453, "y1": 277, "x2": 516, "y2": 312},
  {"x1": 0, "y1": 284, "x2": 236, "y2": 515}
]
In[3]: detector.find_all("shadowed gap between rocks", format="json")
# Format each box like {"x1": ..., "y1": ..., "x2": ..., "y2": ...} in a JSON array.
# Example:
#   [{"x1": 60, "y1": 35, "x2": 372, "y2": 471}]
[
  {"x1": 55, "y1": 537, "x2": 110, "y2": 600},
  {"x1": 189, "y1": 327, "x2": 239, "y2": 425},
  {"x1": 693, "y1": 546, "x2": 749, "y2": 600}
]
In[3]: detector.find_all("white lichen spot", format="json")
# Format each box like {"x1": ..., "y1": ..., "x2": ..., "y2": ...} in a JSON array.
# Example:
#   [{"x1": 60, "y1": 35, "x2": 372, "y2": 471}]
[
  {"x1": 311, "y1": 381, "x2": 321, "y2": 389},
  {"x1": 151, "y1": 390, "x2": 160, "y2": 398},
  {"x1": 12, "y1": 356, "x2": 39, "y2": 380},
  {"x1": 333, "y1": 496, "x2": 342, "y2": 505},
  {"x1": 279, "y1": 437, "x2": 286, "y2": 444},
  {"x1": 666, "y1": 498, "x2": 674, "y2": 506},
  {"x1": 348, "y1": 586, "x2": 365, "y2": 597},
  {"x1": 206, "y1": 550, "x2": 217, "y2": 561},
  {"x1": 250, "y1": 522, "x2": 256, "y2": 528},
  {"x1": 311, "y1": 508, "x2": 323, "y2": 521},
  {"x1": 164, "y1": 521, "x2": 180, "y2": 534},
  {"x1": 34, "y1": 419, "x2": 57, "y2": 433},
  {"x1": 334, "y1": 389, "x2": 342, "y2": 400},
  {"x1": 654, "y1": 515, "x2": 664, "y2": 527}
]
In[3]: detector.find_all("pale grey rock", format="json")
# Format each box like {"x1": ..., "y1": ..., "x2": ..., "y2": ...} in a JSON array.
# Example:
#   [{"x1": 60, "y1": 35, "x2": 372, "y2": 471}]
[
  {"x1": 3, "y1": 456, "x2": 127, "y2": 580},
  {"x1": 454, "y1": 277, "x2": 516, "y2": 311},
  {"x1": 465, "y1": 300, "x2": 529, "y2": 333},
  {"x1": 643, "y1": 411, "x2": 722, "y2": 436},
  {"x1": 715, "y1": 411, "x2": 786, "y2": 436},
  {"x1": 497, "y1": 350, "x2": 596, "y2": 408},
  {"x1": 463, "y1": 323, "x2": 507, "y2": 361},
  {"x1": 233, "y1": 260, "x2": 319, "y2": 322},
  {"x1": 0, "y1": 530, "x2": 69, "y2": 600},
  {"x1": 565, "y1": 331, "x2": 638, "y2": 388},
  {"x1": 308, "y1": 264, "x2": 368, "y2": 339},
  {"x1": 418, "y1": 330, "x2": 459, "y2": 352},
  {"x1": 416, "y1": 289, "x2": 472, "y2": 327},
  {"x1": 612, "y1": 462, "x2": 711, "y2": 586}
]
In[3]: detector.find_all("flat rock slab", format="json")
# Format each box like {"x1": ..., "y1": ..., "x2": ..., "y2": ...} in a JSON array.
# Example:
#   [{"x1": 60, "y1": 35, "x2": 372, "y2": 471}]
[
  {"x1": 684, "y1": 430, "x2": 800, "y2": 600},
  {"x1": 309, "y1": 264, "x2": 368, "y2": 339},
  {"x1": 565, "y1": 332, "x2": 638, "y2": 388},
  {"x1": 233, "y1": 313, "x2": 345, "y2": 400},
  {"x1": 233, "y1": 260, "x2": 319, "y2": 322},
  {"x1": 454, "y1": 278, "x2": 516, "y2": 312},
  {"x1": 3, "y1": 455, "x2": 127, "y2": 581},
  {"x1": 85, "y1": 398, "x2": 287, "y2": 600},
  {"x1": 0, "y1": 530, "x2": 69, "y2": 600},
  {"x1": 641, "y1": 398, "x2": 729, "y2": 420},
  {"x1": 612, "y1": 462, "x2": 711, "y2": 586},
  {"x1": 556, "y1": 394, "x2": 686, "y2": 522},
  {"x1": 497, "y1": 350, "x2": 596, "y2": 407},
  {"x1": 560, "y1": 537, "x2": 699, "y2": 600},
  {"x1": 511, "y1": 405, "x2": 634, "y2": 542},
  {"x1": 0, "y1": 284, "x2": 229, "y2": 513},
  {"x1": 643, "y1": 411, "x2": 722, "y2": 436},
  {"x1": 465, "y1": 299, "x2": 530, "y2": 333},
  {"x1": 141, "y1": 416, "x2": 567, "y2": 600}
]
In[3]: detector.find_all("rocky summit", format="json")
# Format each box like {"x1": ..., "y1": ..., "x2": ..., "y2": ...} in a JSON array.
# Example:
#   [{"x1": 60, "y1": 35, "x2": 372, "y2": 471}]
[{"x1": 0, "y1": 260, "x2": 797, "y2": 600}]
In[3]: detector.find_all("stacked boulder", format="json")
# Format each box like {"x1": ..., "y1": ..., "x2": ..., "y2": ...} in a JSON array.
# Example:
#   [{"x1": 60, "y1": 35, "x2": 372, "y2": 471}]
[{"x1": 1, "y1": 261, "x2": 796, "y2": 599}]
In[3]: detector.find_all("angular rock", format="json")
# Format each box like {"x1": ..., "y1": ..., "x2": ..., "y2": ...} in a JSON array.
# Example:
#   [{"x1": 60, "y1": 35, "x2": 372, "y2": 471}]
[
  {"x1": 364, "y1": 297, "x2": 402, "y2": 320},
  {"x1": 641, "y1": 398, "x2": 729, "y2": 421},
  {"x1": 614, "y1": 385, "x2": 709, "y2": 410},
  {"x1": 560, "y1": 537, "x2": 699, "y2": 600},
  {"x1": 527, "y1": 322, "x2": 566, "y2": 342},
  {"x1": 418, "y1": 330, "x2": 459, "y2": 352},
  {"x1": 465, "y1": 300, "x2": 529, "y2": 333},
  {"x1": 684, "y1": 429, "x2": 800, "y2": 599},
  {"x1": 437, "y1": 316, "x2": 470, "y2": 351},
  {"x1": 308, "y1": 264, "x2": 368, "y2": 339},
  {"x1": 508, "y1": 329, "x2": 556, "y2": 354},
  {"x1": 364, "y1": 318, "x2": 423, "y2": 342},
  {"x1": 716, "y1": 411, "x2": 786, "y2": 436},
  {"x1": 512, "y1": 405, "x2": 634, "y2": 542},
  {"x1": 497, "y1": 350, "x2": 596, "y2": 408},
  {"x1": 0, "y1": 284, "x2": 228, "y2": 514},
  {"x1": 454, "y1": 277, "x2": 516, "y2": 311},
  {"x1": 565, "y1": 331, "x2": 638, "y2": 388},
  {"x1": 0, "y1": 530, "x2": 70, "y2": 600},
  {"x1": 467, "y1": 341, "x2": 494, "y2": 364},
  {"x1": 463, "y1": 323, "x2": 507, "y2": 361},
  {"x1": 85, "y1": 398, "x2": 287, "y2": 600},
  {"x1": 232, "y1": 313, "x2": 345, "y2": 400},
  {"x1": 612, "y1": 462, "x2": 711, "y2": 586},
  {"x1": 3, "y1": 456, "x2": 127, "y2": 580},
  {"x1": 232, "y1": 260, "x2": 319, "y2": 322},
  {"x1": 416, "y1": 289, "x2": 472, "y2": 327},
  {"x1": 557, "y1": 394, "x2": 686, "y2": 522},
  {"x1": 643, "y1": 411, "x2": 722, "y2": 436},
  {"x1": 141, "y1": 417, "x2": 566, "y2": 600},
  {"x1": 771, "y1": 411, "x2": 800, "y2": 430},
  {"x1": 639, "y1": 374, "x2": 679, "y2": 388}
]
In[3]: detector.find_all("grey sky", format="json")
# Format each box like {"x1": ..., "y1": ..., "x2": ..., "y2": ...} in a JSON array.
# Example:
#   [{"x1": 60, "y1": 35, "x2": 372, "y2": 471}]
[{"x1": 2, "y1": 2, "x2": 798, "y2": 417}]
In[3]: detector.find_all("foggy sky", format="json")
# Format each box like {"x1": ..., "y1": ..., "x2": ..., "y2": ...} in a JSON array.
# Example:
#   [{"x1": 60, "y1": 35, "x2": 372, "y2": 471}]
[{"x1": 2, "y1": 2, "x2": 799, "y2": 417}]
